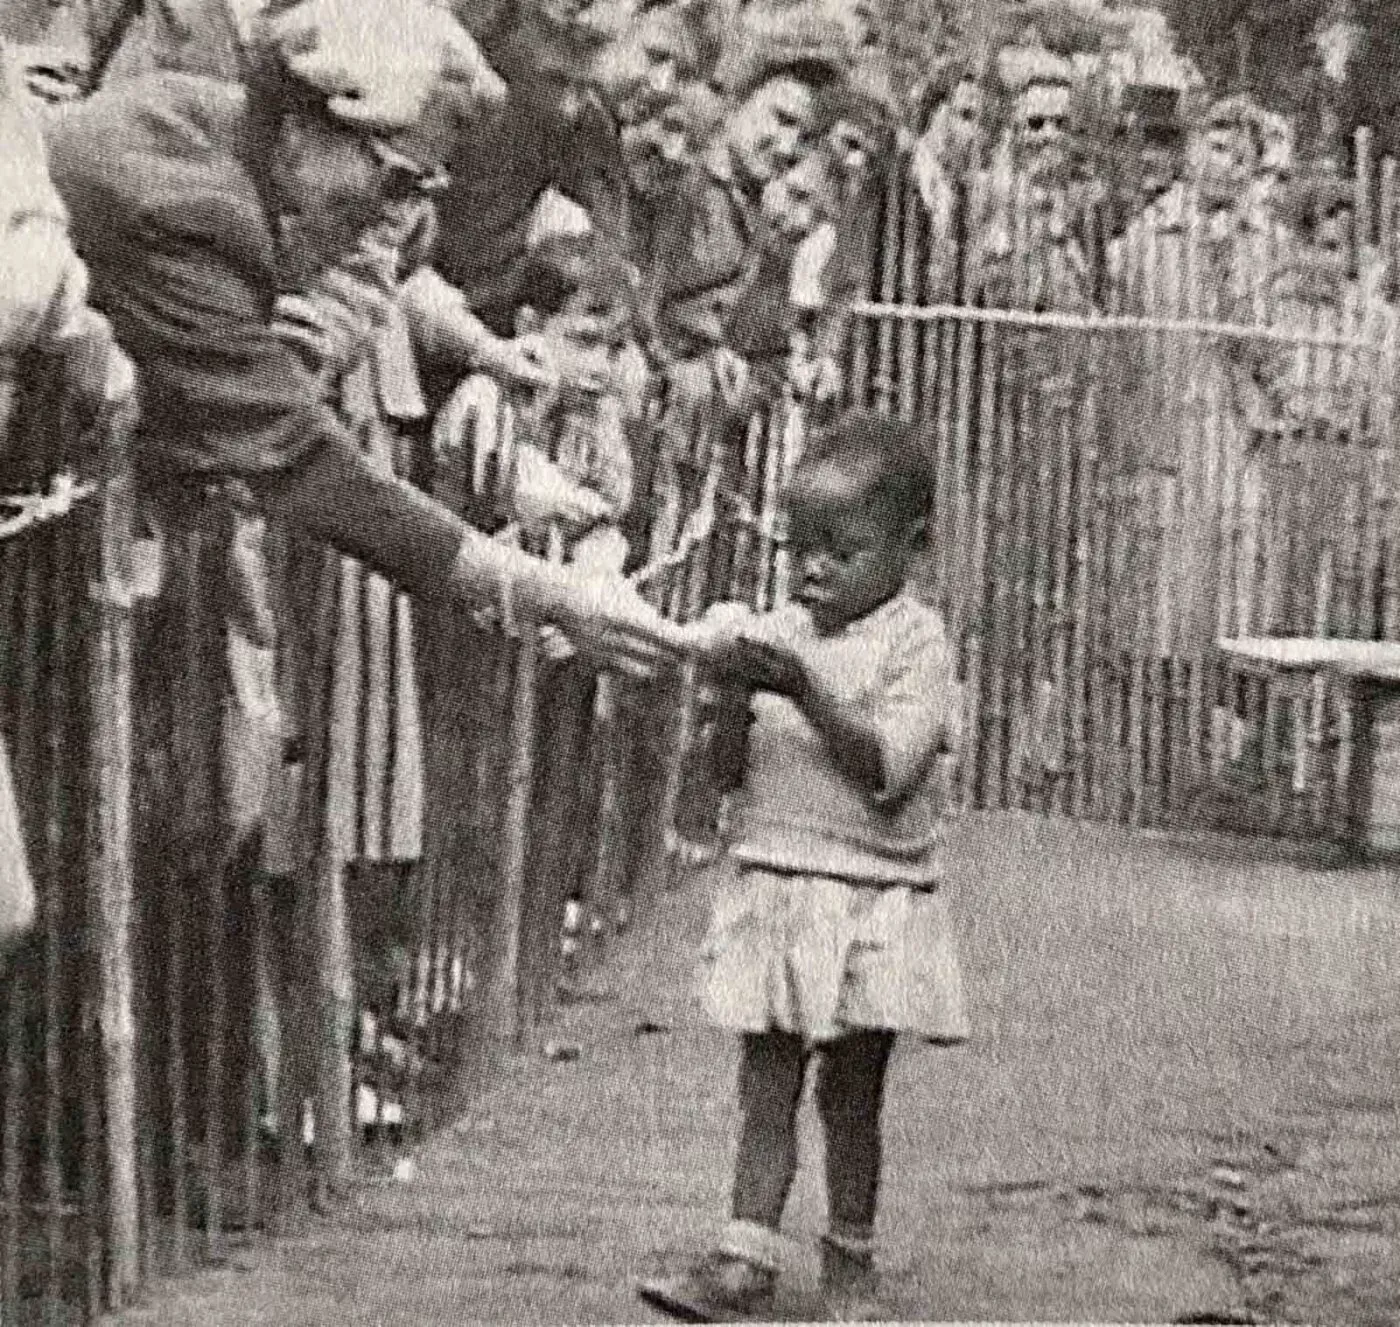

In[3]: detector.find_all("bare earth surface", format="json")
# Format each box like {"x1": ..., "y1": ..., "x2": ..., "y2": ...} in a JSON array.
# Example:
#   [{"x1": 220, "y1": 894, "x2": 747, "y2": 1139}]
[{"x1": 110, "y1": 812, "x2": 1400, "y2": 1324}]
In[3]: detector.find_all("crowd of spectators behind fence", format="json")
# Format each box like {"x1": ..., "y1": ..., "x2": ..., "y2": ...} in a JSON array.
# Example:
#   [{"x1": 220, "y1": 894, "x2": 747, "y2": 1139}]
[{"x1": 1, "y1": 0, "x2": 1396, "y2": 1133}]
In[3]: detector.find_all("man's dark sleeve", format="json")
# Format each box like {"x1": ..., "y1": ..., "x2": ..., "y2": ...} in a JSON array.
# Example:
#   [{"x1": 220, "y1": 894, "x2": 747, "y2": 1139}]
[
  {"x1": 90, "y1": 227, "x2": 350, "y2": 479},
  {"x1": 105, "y1": 229, "x2": 467, "y2": 595}
]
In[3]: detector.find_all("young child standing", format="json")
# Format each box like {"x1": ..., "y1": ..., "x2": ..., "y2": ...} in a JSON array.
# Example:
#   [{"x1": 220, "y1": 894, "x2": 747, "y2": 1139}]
[{"x1": 640, "y1": 409, "x2": 968, "y2": 1323}]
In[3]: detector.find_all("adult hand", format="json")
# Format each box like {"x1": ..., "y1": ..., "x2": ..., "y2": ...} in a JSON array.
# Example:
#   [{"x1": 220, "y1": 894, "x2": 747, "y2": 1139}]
[
  {"x1": 272, "y1": 266, "x2": 392, "y2": 373},
  {"x1": 610, "y1": 341, "x2": 652, "y2": 420},
  {"x1": 790, "y1": 352, "x2": 842, "y2": 404},
  {"x1": 569, "y1": 525, "x2": 629, "y2": 576},
  {"x1": 711, "y1": 346, "x2": 751, "y2": 410},
  {"x1": 511, "y1": 447, "x2": 611, "y2": 532},
  {"x1": 546, "y1": 565, "x2": 691, "y2": 677}
]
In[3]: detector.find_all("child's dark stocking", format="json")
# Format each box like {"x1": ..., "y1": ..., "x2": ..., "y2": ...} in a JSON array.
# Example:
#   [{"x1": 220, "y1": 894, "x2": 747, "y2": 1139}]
[
  {"x1": 815, "y1": 1029, "x2": 896, "y2": 1320},
  {"x1": 731, "y1": 1031, "x2": 808, "y2": 1232},
  {"x1": 815, "y1": 1029, "x2": 895, "y2": 1246}
]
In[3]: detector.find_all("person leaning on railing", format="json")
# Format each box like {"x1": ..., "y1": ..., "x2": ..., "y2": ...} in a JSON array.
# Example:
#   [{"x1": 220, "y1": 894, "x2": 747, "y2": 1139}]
[
  {"x1": 635, "y1": 13, "x2": 851, "y2": 577},
  {"x1": 38, "y1": 0, "x2": 689, "y2": 677},
  {"x1": 2, "y1": 42, "x2": 136, "y2": 966}
]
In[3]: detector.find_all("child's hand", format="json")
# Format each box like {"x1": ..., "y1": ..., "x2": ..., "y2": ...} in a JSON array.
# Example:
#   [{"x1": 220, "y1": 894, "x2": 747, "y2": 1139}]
[
  {"x1": 512, "y1": 449, "x2": 610, "y2": 533},
  {"x1": 731, "y1": 634, "x2": 807, "y2": 699},
  {"x1": 685, "y1": 602, "x2": 757, "y2": 675}
]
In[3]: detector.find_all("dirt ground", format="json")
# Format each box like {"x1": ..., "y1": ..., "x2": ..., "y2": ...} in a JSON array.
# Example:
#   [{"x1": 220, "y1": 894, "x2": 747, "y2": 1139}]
[{"x1": 109, "y1": 811, "x2": 1400, "y2": 1325}]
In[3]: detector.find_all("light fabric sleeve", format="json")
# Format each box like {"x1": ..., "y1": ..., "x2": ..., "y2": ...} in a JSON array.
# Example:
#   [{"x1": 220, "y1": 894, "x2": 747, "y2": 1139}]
[
  {"x1": 0, "y1": 730, "x2": 37, "y2": 950},
  {"x1": 866, "y1": 612, "x2": 957, "y2": 807}
]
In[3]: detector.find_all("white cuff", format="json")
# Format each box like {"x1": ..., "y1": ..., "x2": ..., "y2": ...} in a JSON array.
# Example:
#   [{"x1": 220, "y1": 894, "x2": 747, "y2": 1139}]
[{"x1": 718, "y1": 1219, "x2": 792, "y2": 1272}]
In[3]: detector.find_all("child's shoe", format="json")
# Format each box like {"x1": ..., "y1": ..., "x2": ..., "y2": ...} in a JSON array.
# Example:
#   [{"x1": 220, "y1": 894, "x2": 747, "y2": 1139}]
[
  {"x1": 637, "y1": 1250, "x2": 776, "y2": 1322},
  {"x1": 819, "y1": 1235, "x2": 887, "y2": 1323}
]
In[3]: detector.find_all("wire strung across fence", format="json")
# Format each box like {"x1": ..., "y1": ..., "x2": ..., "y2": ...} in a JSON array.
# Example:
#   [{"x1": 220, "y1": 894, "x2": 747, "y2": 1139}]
[{"x1": 844, "y1": 148, "x2": 1400, "y2": 842}]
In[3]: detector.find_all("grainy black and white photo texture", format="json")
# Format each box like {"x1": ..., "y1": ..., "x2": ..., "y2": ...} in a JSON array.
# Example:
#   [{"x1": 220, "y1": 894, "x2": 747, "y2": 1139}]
[{"x1": 1, "y1": 0, "x2": 1398, "y2": 1320}]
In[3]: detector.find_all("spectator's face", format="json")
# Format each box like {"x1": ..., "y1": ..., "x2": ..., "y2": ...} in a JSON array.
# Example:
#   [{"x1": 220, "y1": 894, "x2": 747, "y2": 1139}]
[
  {"x1": 542, "y1": 292, "x2": 623, "y2": 401},
  {"x1": 925, "y1": 77, "x2": 985, "y2": 175},
  {"x1": 842, "y1": 0, "x2": 880, "y2": 49},
  {"x1": 592, "y1": 15, "x2": 683, "y2": 124},
  {"x1": 828, "y1": 118, "x2": 879, "y2": 189},
  {"x1": 1315, "y1": 202, "x2": 1353, "y2": 256},
  {"x1": 270, "y1": 113, "x2": 395, "y2": 283},
  {"x1": 1139, "y1": 144, "x2": 1178, "y2": 203},
  {"x1": 761, "y1": 163, "x2": 822, "y2": 244},
  {"x1": 726, "y1": 76, "x2": 819, "y2": 188},
  {"x1": 622, "y1": 101, "x2": 698, "y2": 195},
  {"x1": 1017, "y1": 82, "x2": 1070, "y2": 164},
  {"x1": 521, "y1": 26, "x2": 597, "y2": 106},
  {"x1": 1200, "y1": 124, "x2": 1256, "y2": 206}
]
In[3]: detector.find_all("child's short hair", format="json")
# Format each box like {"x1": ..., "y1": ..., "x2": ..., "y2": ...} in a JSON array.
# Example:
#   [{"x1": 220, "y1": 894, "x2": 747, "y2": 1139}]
[{"x1": 789, "y1": 409, "x2": 932, "y2": 532}]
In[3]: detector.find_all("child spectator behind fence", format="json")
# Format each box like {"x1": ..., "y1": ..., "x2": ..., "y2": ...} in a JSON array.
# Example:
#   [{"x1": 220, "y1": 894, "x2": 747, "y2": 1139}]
[
  {"x1": 433, "y1": 234, "x2": 637, "y2": 572},
  {"x1": 640, "y1": 409, "x2": 968, "y2": 1324},
  {"x1": 431, "y1": 236, "x2": 640, "y2": 977}
]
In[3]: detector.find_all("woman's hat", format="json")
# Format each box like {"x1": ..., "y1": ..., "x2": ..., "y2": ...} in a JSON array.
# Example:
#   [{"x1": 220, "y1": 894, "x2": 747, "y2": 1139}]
[
  {"x1": 713, "y1": 2, "x2": 852, "y2": 101},
  {"x1": 996, "y1": 0, "x2": 1134, "y2": 56},
  {"x1": 818, "y1": 51, "x2": 899, "y2": 147},
  {"x1": 995, "y1": 38, "x2": 1075, "y2": 96},
  {"x1": 1205, "y1": 92, "x2": 1266, "y2": 152}
]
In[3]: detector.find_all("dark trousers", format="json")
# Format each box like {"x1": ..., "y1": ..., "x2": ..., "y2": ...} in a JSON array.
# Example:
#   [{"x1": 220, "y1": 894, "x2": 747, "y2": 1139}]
[{"x1": 731, "y1": 1029, "x2": 896, "y2": 1245}]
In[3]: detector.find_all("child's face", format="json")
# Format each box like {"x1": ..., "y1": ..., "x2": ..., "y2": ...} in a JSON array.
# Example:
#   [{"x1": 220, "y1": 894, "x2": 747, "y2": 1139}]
[
  {"x1": 540, "y1": 289, "x2": 629, "y2": 399},
  {"x1": 726, "y1": 76, "x2": 819, "y2": 189},
  {"x1": 827, "y1": 119, "x2": 877, "y2": 188},
  {"x1": 787, "y1": 464, "x2": 917, "y2": 634},
  {"x1": 591, "y1": 11, "x2": 682, "y2": 125},
  {"x1": 622, "y1": 102, "x2": 696, "y2": 196},
  {"x1": 760, "y1": 162, "x2": 822, "y2": 245}
]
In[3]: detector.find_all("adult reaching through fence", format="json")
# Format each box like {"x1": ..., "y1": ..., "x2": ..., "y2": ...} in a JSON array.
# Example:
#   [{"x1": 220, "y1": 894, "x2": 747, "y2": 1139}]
[
  {"x1": 38, "y1": 0, "x2": 694, "y2": 1213},
  {"x1": 41, "y1": 0, "x2": 687, "y2": 671}
]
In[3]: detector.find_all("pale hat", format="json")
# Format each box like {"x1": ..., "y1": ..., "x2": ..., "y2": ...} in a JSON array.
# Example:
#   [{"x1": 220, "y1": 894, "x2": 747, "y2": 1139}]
[
  {"x1": 251, "y1": 0, "x2": 505, "y2": 168},
  {"x1": 713, "y1": 2, "x2": 852, "y2": 100}
]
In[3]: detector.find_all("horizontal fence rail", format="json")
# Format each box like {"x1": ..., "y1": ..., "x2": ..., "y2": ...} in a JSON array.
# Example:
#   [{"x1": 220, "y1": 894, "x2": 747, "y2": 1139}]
[{"x1": 839, "y1": 140, "x2": 1400, "y2": 843}]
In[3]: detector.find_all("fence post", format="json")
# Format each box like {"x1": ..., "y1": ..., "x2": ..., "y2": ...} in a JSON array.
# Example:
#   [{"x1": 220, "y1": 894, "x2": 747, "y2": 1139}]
[
  {"x1": 86, "y1": 402, "x2": 140, "y2": 1307},
  {"x1": 310, "y1": 852, "x2": 354, "y2": 1205},
  {"x1": 480, "y1": 627, "x2": 539, "y2": 1048}
]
